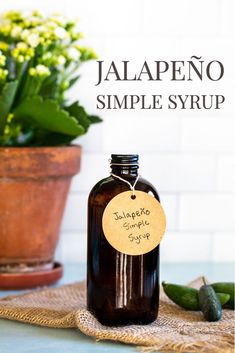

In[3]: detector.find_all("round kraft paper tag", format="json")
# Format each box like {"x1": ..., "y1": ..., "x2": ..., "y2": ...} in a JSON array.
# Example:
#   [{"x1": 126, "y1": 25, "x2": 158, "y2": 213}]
[{"x1": 102, "y1": 190, "x2": 166, "y2": 256}]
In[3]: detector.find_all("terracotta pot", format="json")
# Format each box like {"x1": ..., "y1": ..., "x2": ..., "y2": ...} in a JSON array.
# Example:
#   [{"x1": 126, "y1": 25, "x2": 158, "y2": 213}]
[{"x1": 0, "y1": 145, "x2": 81, "y2": 272}]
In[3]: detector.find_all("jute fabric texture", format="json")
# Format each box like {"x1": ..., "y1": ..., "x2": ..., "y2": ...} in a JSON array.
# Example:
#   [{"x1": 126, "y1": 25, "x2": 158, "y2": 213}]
[{"x1": 0, "y1": 277, "x2": 234, "y2": 353}]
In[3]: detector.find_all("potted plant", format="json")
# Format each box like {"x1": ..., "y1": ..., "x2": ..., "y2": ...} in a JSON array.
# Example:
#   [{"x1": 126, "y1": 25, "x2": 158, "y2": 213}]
[{"x1": 0, "y1": 10, "x2": 101, "y2": 288}]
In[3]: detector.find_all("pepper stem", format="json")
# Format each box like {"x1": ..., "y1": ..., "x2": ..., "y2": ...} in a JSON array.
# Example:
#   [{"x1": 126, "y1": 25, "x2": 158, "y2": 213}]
[{"x1": 202, "y1": 276, "x2": 207, "y2": 285}]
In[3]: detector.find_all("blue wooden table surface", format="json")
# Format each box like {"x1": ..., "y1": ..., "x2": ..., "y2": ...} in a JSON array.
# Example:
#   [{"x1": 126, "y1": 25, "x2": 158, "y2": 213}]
[{"x1": 0, "y1": 262, "x2": 233, "y2": 353}]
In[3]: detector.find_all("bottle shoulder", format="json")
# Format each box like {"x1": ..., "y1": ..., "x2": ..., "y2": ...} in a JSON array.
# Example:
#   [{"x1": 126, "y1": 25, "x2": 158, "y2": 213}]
[
  {"x1": 88, "y1": 175, "x2": 160, "y2": 203},
  {"x1": 137, "y1": 176, "x2": 160, "y2": 201},
  {"x1": 88, "y1": 175, "x2": 112, "y2": 196}
]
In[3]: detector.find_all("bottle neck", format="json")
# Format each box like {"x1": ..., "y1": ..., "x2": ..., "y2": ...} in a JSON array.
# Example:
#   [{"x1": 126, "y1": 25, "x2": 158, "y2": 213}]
[{"x1": 111, "y1": 165, "x2": 139, "y2": 177}]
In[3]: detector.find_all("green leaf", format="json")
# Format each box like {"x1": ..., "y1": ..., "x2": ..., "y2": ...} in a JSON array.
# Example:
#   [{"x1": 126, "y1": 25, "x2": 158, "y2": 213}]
[
  {"x1": 0, "y1": 80, "x2": 18, "y2": 133},
  {"x1": 32, "y1": 130, "x2": 75, "y2": 146},
  {"x1": 68, "y1": 75, "x2": 80, "y2": 89},
  {"x1": 40, "y1": 71, "x2": 59, "y2": 99},
  {"x1": 14, "y1": 96, "x2": 85, "y2": 137},
  {"x1": 65, "y1": 101, "x2": 91, "y2": 132},
  {"x1": 88, "y1": 115, "x2": 103, "y2": 124}
]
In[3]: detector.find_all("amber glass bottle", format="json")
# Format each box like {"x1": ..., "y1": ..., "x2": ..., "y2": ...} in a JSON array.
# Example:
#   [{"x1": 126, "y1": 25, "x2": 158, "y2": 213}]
[{"x1": 87, "y1": 154, "x2": 160, "y2": 326}]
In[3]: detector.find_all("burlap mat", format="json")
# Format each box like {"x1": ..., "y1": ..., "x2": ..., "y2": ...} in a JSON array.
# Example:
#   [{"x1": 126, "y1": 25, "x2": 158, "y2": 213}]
[{"x1": 0, "y1": 277, "x2": 234, "y2": 353}]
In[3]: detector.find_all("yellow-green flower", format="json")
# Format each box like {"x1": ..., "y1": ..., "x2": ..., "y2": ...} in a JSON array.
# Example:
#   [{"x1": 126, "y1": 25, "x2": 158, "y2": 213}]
[
  {"x1": 28, "y1": 16, "x2": 42, "y2": 28},
  {"x1": 12, "y1": 42, "x2": 34, "y2": 62},
  {"x1": 66, "y1": 47, "x2": 81, "y2": 61},
  {"x1": 0, "y1": 68, "x2": 8, "y2": 81},
  {"x1": 78, "y1": 46, "x2": 97, "y2": 61},
  {"x1": 49, "y1": 14, "x2": 67, "y2": 27},
  {"x1": 11, "y1": 25, "x2": 22, "y2": 38},
  {"x1": 70, "y1": 30, "x2": 83, "y2": 41},
  {"x1": 31, "y1": 10, "x2": 44, "y2": 18},
  {"x1": 27, "y1": 33, "x2": 40, "y2": 48},
  {"x1": 54, "y1": 26, "x2": 68, "y2": 40},
  {"x1": 0, "y1": 42, "x2": 9, "y2": 52},
  {"x1": 3, "y1": 10, "x2": 23, "y2": 22},
  {"x1": 21, "y1": 29, "x2": 30, "y2": 40},
  {"x1": 4, "y1": 125, "x2": 10, "y2": 135},
  {"x1": 29, "y1": 64, "x2": 50, "y2": 78},
  {"x1": 7, "y1": 113, "x2": 14, "y2": 123},
  {"x1": 60, "y1": 80, "x2": 69, "y2": 90},
  {"x1": 56, "y1": 55, "x2": 66, "y2": 66},
  {"x1": 0, "y1": 51, "x2": 6, "y2": 67},
  {"x1": 16, "y1": 42, "x2": 28, "y2": 50},
  {"x1": 21, "y1": 29, "x2": 40, "y2": 47},
  {"x1": 0, "y1": 22, "x2": 12, "y2": 37}
]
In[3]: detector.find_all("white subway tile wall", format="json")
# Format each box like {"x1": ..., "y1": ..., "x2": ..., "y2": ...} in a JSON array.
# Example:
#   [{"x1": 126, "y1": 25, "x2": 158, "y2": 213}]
[{"x1": 3, "y1": 0, "x2": 235, "y2": 263}]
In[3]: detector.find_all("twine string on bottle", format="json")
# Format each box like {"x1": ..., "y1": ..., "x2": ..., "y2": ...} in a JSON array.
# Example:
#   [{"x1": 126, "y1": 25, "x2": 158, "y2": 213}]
[{"x1": 110, "y1": 173, "x2": 140, "y2": 197}]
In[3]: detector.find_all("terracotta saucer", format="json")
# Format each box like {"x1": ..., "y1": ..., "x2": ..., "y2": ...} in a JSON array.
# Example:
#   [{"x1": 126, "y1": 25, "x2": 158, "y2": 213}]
[{"x1": 0, "y1": 262, "x2": 63, "y2": 290}]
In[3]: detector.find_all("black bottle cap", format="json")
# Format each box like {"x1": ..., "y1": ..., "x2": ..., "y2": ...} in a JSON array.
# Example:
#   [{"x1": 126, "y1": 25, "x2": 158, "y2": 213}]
[{"x1": 110, "y1": 154, "x2": 139, "y2": 166}]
